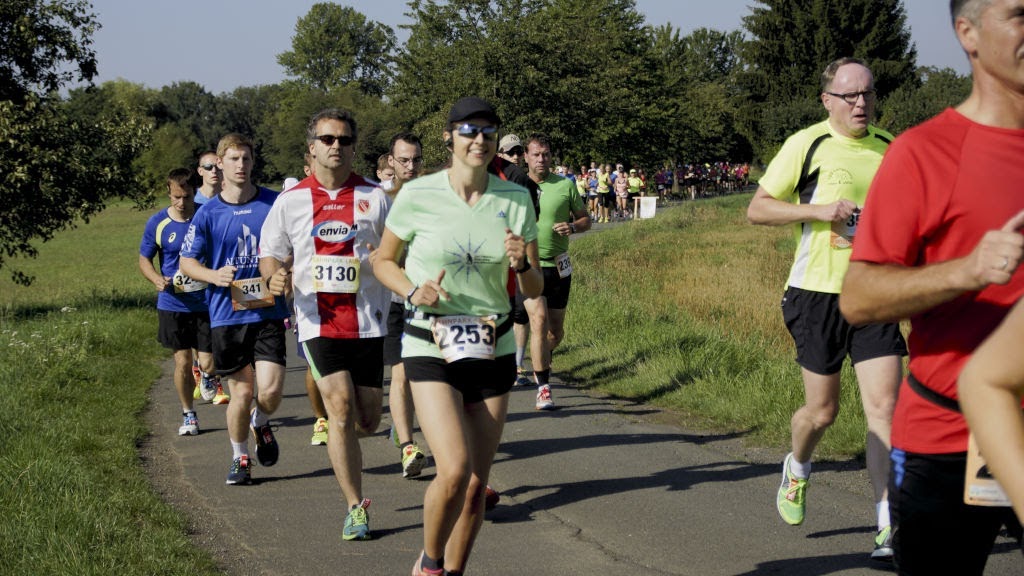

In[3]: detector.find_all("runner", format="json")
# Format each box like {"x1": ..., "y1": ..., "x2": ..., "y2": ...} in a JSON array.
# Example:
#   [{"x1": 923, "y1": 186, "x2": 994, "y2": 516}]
[
  {"x1": 138, "y1": 168, "x2": 215, "y2": 435},
  {"x1": 840, "y1": 2, "x2": 1024, "y2": 571},
  {"x1": 179, "y1": 133, "x2": 290, "y2": 485},
  {"x1": 523, "y1": 132, "x2": 591, "y2": 410},
  {"x1": 260, "y1": 108, "x2": 391, "y2": 540},
  {"x1": 747, "y1": 58, "x2": 906, "y2": 559},
  {"x1": 194, "y1": 150, "x2": 221, "y2": 206},
  {"x1": 372, "y1": 96, "x2": 541, "y2": 576}
]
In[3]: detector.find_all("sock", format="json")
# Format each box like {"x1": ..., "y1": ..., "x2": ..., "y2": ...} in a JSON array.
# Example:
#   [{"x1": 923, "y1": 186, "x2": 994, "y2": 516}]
[
  {"x1": 400, "y1": 441, "x2": 413, "y2": 451},
  {"x1": 231, "y1": 441, "x2": 247, "y2": 459},
  {"x1": 788, "y1": 455, "x2": 811, "y2": 479},
  {"x1": 251, "y1": 406, "x2": 269, "y2": 428},
  {"x1": 420, "y1": 552, "x2": 443, "y2": 572},
  {"x1": 535, "y1": 369, "x2": 550, "y2": 386},
  {"x1": 877, "y1": 500, "x2": 890, "y2": 530},
  {"x1": 515, "y1": 346, "x2": 525, "y2": 368}
]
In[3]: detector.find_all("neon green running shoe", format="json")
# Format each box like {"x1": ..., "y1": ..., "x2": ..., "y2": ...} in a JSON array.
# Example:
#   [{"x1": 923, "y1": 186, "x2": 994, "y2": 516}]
[
  {"x1": 401, "y1": 444, "x2": 426, "y2": 478},
  {"x1": 310, "y1": 417, "x2": 328, "y2": 446},
  {"x1": 872, "y1": 525, "x2": 894, "y2": 560},
  {"x1": 343, "y1": 498, "x2": 371, "y2": 541},
  {"x1": 776, "y1": 453, "x2": 807, "y2": 526}
]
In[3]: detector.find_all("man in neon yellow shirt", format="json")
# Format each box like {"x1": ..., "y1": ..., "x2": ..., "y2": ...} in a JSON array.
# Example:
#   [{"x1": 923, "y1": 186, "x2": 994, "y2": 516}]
[{"x1": 746, "y1": 57, "x2": 906, "y2": 561}]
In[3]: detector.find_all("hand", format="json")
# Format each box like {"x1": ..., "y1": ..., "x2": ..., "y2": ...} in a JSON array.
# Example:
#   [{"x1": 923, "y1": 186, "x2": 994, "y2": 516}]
[
  {"x1": 412, "y1": 270, "x2": 449, "y2": 307},
  {"x1": 504, "y1": 227, "x2": 527, "y2": 269},
  {"x1": 552, "y1": 222, "x2": 572, "y2": 237},
  {"x1": 365, "y1": 242, "x2": 378, "y2": 267},
  {"x1": 213, "y1": 265, "x2": 237, "y2": 288},
  {"x1": 154, "y1": 276, "x2": 171, "y2": 292},
  {"x1": 961, "y1": 210, "x2": 1024, "y2": 290},
  {"x1": 267, "y1": 268, "x2": 291, "y2": 296},
  {"x1": 817, "y1": 199, "x2": 858, "y2": 223}
]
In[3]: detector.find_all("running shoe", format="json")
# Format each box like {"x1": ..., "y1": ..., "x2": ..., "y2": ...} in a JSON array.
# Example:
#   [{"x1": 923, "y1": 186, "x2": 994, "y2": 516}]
[
  {"x1": 514, "y1": 367, "x2": 532, "y2": 387},
  {"x1": 192, "y1": 383, "x2": 202, "y2": 400},
  {"x1": 343, "y1": 498, "x2": 372, "y2": 541},
  {"x1": 212, "y1": 382, "x2": 230, "y2": 405},
  {"x1": 178, "y1": 411, "x2": 199, "y2": 436},
  {"x1": 311, "y1": 417, "x2": 329, "y2": 446},
  {"x1": 250, "y1": 409, "x2": 279, "y2": 467},
  {"x1": 402, "y1": 444, "x2": 426, "y2": 478},
  {"x1": 191, "y1": 362, "x2": 202, "y2": 387},
  {"x1": 199, "y1": 373, "x2": 218, "y2": 402},
  {"x1": 388, "y1": 424, "x2": 400, "y2": 449},
  {"x1": 871, "y1": 525, "x2": 894, "y2": 561},
  {"x1": 535, "y1": 384, "x2": 555, "y2": 410},
  {"x1": 776, "y1": 452, "x2": 808, "y2": 525},
  {"x1": 225, "y1": 454, "x2": 252, "y2": 485},
  {"x1": 484, "y1": 485, "x2": 500, "y2": 510}
]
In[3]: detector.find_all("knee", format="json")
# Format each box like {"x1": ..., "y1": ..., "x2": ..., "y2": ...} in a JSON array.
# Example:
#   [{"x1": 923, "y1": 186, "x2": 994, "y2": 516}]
[{"x1": 807, "y1": 404, "x2": 839, "y2": 428}]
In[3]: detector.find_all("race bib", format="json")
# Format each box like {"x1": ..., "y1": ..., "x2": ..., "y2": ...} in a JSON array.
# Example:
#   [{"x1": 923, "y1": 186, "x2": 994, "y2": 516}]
[
  {"x1": 311, "y1": 254, "x2": 360, "y2": 293},
  {"x1": 830, "y1": 207, "x2": 860, "y2": 249},
  {"x1": 171, "y1": 269, "x2": 207, "y2": 293},
  {"x1": 230, "y1": 277, "x2": 274, "y2": 310},
  {"x1": 964, "y1": 431, "x2": 1012, "y2": 507},
  {"x1": 555, "y1": 252, "x2": 573, "y2": 279},
  {"x1": 430, "y1": 315, "x2": 497, "y2": 363}
]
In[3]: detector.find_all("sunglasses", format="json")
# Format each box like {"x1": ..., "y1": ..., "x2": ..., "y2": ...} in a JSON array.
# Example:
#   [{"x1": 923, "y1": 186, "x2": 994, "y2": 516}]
[
  {"x1": 315, "y1": 134, "x2": 355, "y2": 147},
  {"x1": 199, "y1": 163, "x2": 219, "y2": 171},
  {"x1": 504, "y1": 147, "x2": 524, "y2": 156},
  {"x1": 453, "y1": 123, "x2": 498, "y2": 141}
]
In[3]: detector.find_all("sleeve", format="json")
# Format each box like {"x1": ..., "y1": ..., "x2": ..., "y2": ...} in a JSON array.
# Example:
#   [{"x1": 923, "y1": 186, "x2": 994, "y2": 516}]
[
  {"x1": 139, "y1": 215, "x2": 158, "y2": 259},
  {"x1": 179, "y1": 211, "x2": 206, "y2": 261},
  {"x1": 259, "y1": 195, "x2": 292, "y2": 261},
  {"x1": 757, "y1": 131, "x2": 810, "y2": 201},
  {"x1": 850, "y1": 137, "x2": 927, "y2": 267},
  {"x1": 385, "y1": 185, "x2": 415, "y2": 242}
]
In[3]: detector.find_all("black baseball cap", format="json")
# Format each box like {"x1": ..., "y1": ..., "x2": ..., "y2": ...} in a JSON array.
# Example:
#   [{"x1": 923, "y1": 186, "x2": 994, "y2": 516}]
[{"x1": 447, "y1": 97, "x2": 501, "y2": 125}]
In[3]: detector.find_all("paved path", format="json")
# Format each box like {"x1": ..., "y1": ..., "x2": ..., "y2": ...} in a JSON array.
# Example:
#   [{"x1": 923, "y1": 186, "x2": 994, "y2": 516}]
[{"x1": 143, "y1": 202, "x2": 1021, "y2": 575}]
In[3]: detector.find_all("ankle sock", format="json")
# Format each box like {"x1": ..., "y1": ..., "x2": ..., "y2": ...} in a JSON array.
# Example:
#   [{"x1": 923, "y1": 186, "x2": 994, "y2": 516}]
[{"x1": 535, "y1": 369, "x2": 550, "y2": 386}]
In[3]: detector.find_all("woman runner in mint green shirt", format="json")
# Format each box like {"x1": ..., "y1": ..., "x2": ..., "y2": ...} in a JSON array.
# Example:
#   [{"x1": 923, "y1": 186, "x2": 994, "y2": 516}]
[{"x1": 372, "y1": 97, "x2": 541, "y2": 576}]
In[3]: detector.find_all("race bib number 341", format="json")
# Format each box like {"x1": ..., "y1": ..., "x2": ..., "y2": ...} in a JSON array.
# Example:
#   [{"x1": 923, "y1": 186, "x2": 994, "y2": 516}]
[
  {"x1": 230, "y1": 277, "x2": 275, "y2": 310},
  {"x1": 430, "y1": 315, "x2": 497, "y2": 363}
]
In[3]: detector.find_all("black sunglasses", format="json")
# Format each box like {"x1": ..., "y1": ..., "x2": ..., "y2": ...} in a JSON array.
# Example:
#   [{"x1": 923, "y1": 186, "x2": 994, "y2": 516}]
[
  {"x1": 199, "y1": 163, "x2": 219, "y2": 171},
  {"x1": 453, "y1": 123, "x2": 498, "y2": 141},
  {"x1": 315, "y1": 134, "x2": 355, "y2": 147}
]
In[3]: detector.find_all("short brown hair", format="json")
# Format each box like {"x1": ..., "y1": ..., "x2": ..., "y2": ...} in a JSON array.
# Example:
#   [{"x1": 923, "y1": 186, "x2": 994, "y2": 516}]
[
  {"x1": 167, "y1": 168, "x2": 193, "y2": 193},
  {"x1": 216, "y1": 133, "x2": 254, "y2": 158}
]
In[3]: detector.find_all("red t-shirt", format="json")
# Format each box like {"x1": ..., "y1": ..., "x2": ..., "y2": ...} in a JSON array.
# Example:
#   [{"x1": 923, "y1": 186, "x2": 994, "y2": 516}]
[{"x1": 852, "y1": 108, "x2": 1024, "y2": 454}]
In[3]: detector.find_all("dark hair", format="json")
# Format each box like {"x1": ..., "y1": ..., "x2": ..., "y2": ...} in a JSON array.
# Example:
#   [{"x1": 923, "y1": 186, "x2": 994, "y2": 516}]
[
  {"x1": 388, "y1": 132, "x2": 422, "y2": 155},
  {"x1": 167, "y1": 168, "x2": 192, "y2": 192},
  {"x1": 306, "y1": 108, "x2": 358, "y2": 143},
  {"x1": 525, "y1": 132, "x2": 551, "y2": 150}
]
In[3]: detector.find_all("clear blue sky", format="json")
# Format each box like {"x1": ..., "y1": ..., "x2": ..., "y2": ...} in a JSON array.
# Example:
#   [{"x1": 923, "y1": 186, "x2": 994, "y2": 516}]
[{"x1": 83, "y1": 0, "x2": 967, "y2": 95}]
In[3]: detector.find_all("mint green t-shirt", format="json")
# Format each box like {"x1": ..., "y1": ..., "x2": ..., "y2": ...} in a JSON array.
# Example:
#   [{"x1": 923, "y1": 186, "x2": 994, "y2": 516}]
[
  {"x1": 537, "y1": 173, "x2": 586, "y2": 266},
  {"x1": 385, "y1": 170, "x2": 538, "y2": 359}
]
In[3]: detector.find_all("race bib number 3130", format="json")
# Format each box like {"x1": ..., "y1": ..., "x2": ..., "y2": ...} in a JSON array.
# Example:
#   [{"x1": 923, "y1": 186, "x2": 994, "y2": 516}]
[
  {"x1": 312, "y1": 254, "x2": 360, "y2": 293},
  {"x1": 430, "y1": 315, "x2": 497, "y2": 363}
]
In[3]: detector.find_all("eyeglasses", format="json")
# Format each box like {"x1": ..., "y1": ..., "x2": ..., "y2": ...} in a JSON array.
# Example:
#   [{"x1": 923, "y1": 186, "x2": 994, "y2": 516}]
[
  {"x1": 826, "y1": 89, "x2": 876, "y2": 105},
  {"x1": 453, "y1": 123, "x2": 498, "y2": 141},
  {"x1": 394, "y1": 156, "x2": 423, "y2": 167},
  {"x1": 503, "y1": 147, "x2": 524, "y2": 156},
  {"x1": 199, "y1": 163, "x2": 219, "y2": 171},
  {"x1": 315, "y1": 134, "x2": 355, "y2": 147}
]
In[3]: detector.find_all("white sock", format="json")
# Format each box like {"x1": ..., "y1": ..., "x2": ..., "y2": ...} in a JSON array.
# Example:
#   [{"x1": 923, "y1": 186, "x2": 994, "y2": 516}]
[
  {"x1": 251, "y1": 406, "x2": 269, "y2": 428},
  {"x1": 231, "y1": 441, "x2": 248, "y2": 459},
  {"x1": 788, "y1": 454, "x2": 812, "y2": 478},
  {"x1": 877, "y1": 500, "x2": 890, "y2": 530}
]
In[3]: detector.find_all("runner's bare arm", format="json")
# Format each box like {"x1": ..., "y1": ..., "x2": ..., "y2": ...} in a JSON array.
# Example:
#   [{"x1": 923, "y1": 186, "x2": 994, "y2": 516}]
[
  {"x1": 746, "y1": 186, "x2": 856, "y2": 226},
  {"x1": 180, "y1": 256, "x2": 235, "y2": 288},
  {"x1": 138, "y1": 254, "x2": 170, "y2": 292}
]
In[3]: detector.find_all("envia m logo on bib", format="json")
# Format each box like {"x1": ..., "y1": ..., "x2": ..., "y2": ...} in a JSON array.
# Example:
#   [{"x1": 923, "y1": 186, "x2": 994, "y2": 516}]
[{"x1": 312, "y1": 220, "x2": 357, "y2": 243}]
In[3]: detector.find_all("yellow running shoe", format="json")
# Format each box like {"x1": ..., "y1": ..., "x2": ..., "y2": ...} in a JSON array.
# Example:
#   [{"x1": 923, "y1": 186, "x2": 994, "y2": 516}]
[
  {"x1": 311, "y1": 417, "x2": 328, "y2": 446},
  {"x1": 776, "y1": 453, "x2": 808, "y2": 526},
  {"x1": 212, "y1": 381, "x2": 230, "y2": 405}
]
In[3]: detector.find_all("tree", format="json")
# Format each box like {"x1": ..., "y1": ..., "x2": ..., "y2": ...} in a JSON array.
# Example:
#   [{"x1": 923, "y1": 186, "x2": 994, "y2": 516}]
[
  {"x1": 277, "y1": 3, "x2": 396, "y2": 96},
  {"x1": 737, "y1": 0, "x2": 917, "y2": 162},
  {"x1": 878, "y1": 67, "x2": 971, "y2": 135},
  {"x1": 0, "y1": 0, "x2": 147, "y2": 283}
]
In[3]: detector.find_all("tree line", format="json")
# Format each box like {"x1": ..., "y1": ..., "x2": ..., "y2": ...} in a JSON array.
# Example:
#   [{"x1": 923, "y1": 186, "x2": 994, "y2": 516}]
[{"x1": 0, "y1": 0, "x2": 971, "y2": 283}]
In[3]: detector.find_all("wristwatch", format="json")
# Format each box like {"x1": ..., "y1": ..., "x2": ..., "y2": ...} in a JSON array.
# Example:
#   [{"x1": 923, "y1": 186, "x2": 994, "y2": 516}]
[
  {"x1": 568, "y1": 221, "x2": 577, "y2": 234},
  {"x1": 515, "y1": 259, "x2": 531, "y2": 274},
  {"x1": 405, "y1": 285, "x2": 418, "y2": 307}
]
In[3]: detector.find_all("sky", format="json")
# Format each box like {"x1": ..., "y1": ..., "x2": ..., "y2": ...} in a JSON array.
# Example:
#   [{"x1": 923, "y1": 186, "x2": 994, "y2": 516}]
[{"x1": 81, "y1": 0, "x2": 968, "y2": 95}]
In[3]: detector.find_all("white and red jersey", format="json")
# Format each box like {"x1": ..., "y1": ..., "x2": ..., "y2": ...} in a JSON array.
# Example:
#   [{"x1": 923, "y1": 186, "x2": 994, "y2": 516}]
[{"x1": 260, "y1": 173, "x2": 390, "y2": 341}]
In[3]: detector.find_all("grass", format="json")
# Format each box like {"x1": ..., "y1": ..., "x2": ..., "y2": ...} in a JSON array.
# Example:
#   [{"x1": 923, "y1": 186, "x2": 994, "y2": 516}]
[
  {"x1": 0, "y1": 201, "x2": 221, "y2": 576},
  {"x1": 559, "y1": 193, "x2": 871, "y2": 455},
  {"x1": 0, "y1": 193, "x2": 878, "y2": 574}
]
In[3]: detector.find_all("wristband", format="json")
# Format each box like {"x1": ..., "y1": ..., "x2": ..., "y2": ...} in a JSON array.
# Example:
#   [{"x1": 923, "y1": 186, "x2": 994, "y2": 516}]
[
  {"x1": 569, "y1": 222, "x2": 576, "y2": 234},
  {"x1": 405, "y1": 285, "x2": 418, "y2": 307},
  {"x1": 515, "y1": 260, "x2": 531, "y2": 274}
]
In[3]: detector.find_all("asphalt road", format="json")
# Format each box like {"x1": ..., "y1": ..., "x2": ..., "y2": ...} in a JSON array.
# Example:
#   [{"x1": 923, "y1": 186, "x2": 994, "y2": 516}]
[{"x1": 142, "y1": 201, "x2": 1022, "y2": 575}]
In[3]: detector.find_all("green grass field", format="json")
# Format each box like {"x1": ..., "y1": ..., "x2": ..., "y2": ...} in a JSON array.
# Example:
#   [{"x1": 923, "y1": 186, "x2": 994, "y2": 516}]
[{"x1": 0, "y1": 194, "x2": 877, "y2": 574}]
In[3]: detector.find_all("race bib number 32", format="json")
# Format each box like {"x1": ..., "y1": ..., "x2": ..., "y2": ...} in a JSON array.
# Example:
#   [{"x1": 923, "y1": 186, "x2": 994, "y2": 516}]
[
  {"x1": 230, "y1": 277, "x2": 274, "y2": 310},
  {"x1": 430, "y1": 315, "x2": 497, "y2": 363},
  {"x1": 172, "y1": 269, "x2": 208, "y2": 293}
]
